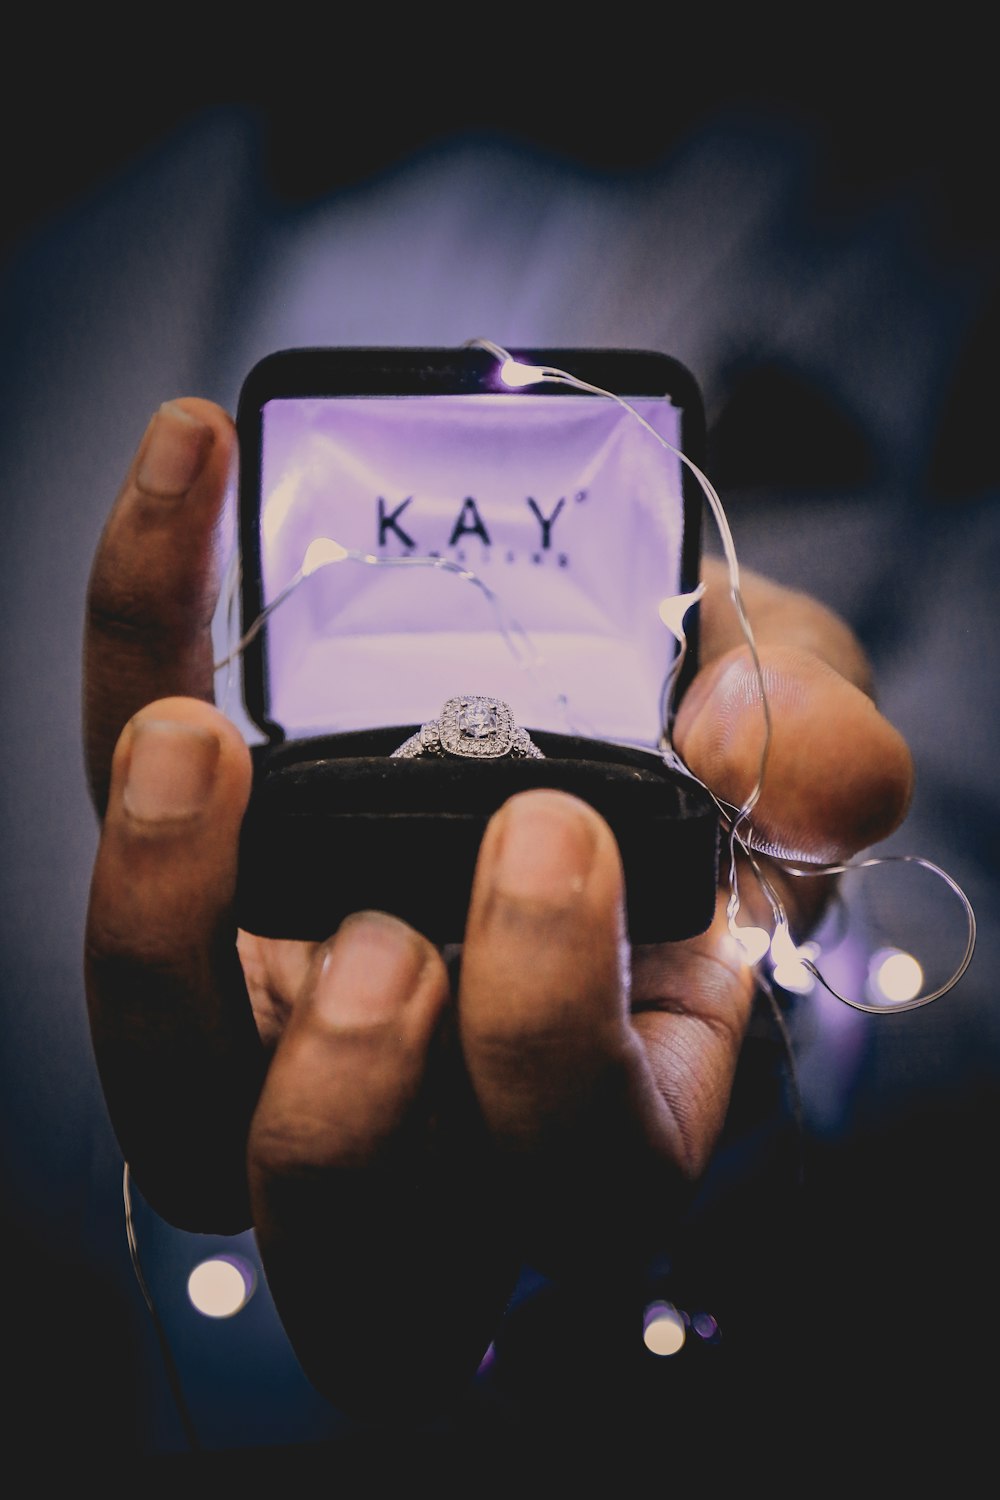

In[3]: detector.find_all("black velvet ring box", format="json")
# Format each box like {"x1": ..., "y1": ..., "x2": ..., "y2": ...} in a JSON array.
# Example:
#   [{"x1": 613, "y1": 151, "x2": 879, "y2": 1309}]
[
  {"x1": 236, "y1": 728, "x2": 720, "y2": 945},
  {"x1": 232, "y1": 346, "x2": 720, "y2": 946}
]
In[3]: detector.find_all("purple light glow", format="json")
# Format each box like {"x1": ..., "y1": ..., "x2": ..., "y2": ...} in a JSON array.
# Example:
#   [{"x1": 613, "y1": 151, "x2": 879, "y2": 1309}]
[{"x1": 691, "y1": 1311, "x2": 721, "y2": 1342}]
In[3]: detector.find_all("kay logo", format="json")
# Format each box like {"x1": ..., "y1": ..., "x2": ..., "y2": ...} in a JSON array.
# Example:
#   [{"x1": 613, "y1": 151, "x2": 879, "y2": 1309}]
[{"x1": 377, "y1": 493, "x2": 580, "y2": 566}]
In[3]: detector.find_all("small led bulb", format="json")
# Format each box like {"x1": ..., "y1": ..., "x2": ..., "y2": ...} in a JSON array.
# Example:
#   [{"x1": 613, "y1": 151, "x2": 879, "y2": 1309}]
[
  {"x1": 658, "y1": 584, "x2": 705, "y2": 642},
  {"x1": 302, "y1": 537, "x2": 349, "y2": 576},
  {"x1": 499, "y1": 357, "x2": 548, "y2": 388},
  {"x1": 770, "y1": 924, "x2": 817, "y2": 994},
  {"x1": 730, "y1": 923, "x2": 772, "y2": 967}
]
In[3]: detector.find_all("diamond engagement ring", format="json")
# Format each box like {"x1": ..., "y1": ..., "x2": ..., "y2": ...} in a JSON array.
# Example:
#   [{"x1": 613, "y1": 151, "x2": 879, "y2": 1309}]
[{"x1": 390, "y1": 695, "x2": 545, "y2": 760}]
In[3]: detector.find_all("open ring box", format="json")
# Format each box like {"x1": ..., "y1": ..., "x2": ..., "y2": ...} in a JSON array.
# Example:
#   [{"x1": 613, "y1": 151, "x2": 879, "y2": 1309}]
[{"x1": 231, "y1": 347, "x2": 720, "y2": 945}]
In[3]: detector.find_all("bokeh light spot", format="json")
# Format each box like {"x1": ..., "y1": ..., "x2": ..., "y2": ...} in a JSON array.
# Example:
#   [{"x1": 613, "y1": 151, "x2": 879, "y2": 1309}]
[
  {"x1": 187, "y1": 1256, "x2": 257, "y2": 1319},
  {"x1": 869, "y1": 947, "x2": 924, "y2": 1004},
  {"x1": 643, "y1": 1300, "x2": 687, "y2": 1357},
  {"x1": 691, "y1": 1311, "x2": 721, "y2": 1342}
]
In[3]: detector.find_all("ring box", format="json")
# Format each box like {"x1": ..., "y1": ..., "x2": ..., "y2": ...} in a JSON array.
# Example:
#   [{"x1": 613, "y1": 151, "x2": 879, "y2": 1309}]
[{"x1": 232, "y1": 347, "x2": 720, "y2": 944}]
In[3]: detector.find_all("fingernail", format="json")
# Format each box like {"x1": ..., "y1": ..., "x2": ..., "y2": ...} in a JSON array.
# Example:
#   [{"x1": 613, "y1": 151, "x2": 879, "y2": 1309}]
[
  {"x1": 136, "y1": 402, "x2": 213, "y2": 497},
  {"x1": 123, "y1": 719, "x2": 220, "y2": 822},
  {"x1": 490, "y1": 790, "x2": 597, "y2": 907},
  {"x1": 315, "y1": 912, "x2": 429, "y2": 1025}
]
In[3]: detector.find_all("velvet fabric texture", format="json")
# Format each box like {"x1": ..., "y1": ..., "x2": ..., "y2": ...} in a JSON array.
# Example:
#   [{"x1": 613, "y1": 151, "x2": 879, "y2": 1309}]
[{"x1": 238, "y1": 729, "x2": 719, "y2": 943}]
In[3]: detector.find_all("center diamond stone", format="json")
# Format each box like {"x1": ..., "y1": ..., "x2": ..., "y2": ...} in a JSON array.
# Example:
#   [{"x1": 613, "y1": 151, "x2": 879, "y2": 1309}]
[
  {"x1": 439, "y1": 695, "x2": 515, "y2": 757},
  {"x1": 459, "y1": 701, "x2": 499, "y2": 740}
]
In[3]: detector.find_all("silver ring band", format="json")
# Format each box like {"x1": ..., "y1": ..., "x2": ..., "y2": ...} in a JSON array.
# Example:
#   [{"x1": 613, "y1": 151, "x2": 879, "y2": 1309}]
[{"x1": 391, "y1": 695, "x2": 544, "y2": 761}]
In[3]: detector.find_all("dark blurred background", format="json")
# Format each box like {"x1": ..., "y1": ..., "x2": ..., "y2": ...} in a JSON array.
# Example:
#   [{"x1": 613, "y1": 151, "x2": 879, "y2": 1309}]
[{"x1": 1, "y1": 18, "x2": 996, "y2": 1481}]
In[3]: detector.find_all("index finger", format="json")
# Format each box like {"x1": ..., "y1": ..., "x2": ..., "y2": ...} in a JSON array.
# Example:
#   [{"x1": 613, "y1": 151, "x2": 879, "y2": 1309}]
[
  {"x1": 84, "y1": 696, "x2": 265, "y2": 1232},
  {"x1": 83, "y1": 398, "x2": 235, "y2": 817}
]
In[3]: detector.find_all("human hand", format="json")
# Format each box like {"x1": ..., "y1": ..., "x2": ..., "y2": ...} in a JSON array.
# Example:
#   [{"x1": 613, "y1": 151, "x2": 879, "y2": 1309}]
[{"x1": 83, "y1": 398, "x2": 913, "y2": 1413}]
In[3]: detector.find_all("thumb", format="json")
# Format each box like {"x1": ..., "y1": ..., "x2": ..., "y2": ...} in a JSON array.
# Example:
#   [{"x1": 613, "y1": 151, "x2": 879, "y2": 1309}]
[{"x1": 673, "y1": 643, "x2": 914, "y2": 864}]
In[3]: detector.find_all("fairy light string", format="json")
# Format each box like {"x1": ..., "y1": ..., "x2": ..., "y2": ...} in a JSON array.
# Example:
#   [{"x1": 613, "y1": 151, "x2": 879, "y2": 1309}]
[
  {"x1": 217, "y1": 339, "x2": 976, "y2": 1013},
  {"x1": 465, "y1": 340, "x2": 977, "y2": 1013}
]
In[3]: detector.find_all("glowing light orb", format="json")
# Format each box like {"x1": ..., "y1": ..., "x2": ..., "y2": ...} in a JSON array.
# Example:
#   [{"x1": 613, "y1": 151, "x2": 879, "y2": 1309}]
[
  {"x1": 643, "y1": 1300, "x2": 686, "y2": 1357},
  {"x1": 731, "y1": 923, "x2": 773, "y2": 967},
  {"x1": 770, "y1": 926, "x2": 818, "y2": 994},
  {"x1": 187, "y1": 1256, "x2": 256, "y2": 1319},
  {"x1": 869, "y1": 948, "x2": 924, "y2": 1004},
  {"x1": 499, "y1": 357, "x2": 547, "y2": 388}
]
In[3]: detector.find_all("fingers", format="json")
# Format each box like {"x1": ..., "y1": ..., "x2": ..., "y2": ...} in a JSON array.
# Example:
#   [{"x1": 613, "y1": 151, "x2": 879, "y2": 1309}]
[
  {"x1": 677, "y1": 560, "x2": 914, "y2": 863},
  {"x1": 629, "y1": 892, "x2": 757, "y2": 1162},
  {"x1": 249, "y1": 913, "x2": 451, "y2": 1176},
  {"x1": 248, "y1": 913, "x2": 517, "y2": 1415},
  {"x1": 698, "y1": 557, "x2": 876, "y2": 692},
  {"x1": 458, "y1": 790, "x2": 754, "y2": 1273},
  {"x1": 84, "y1": 697, "x2": 265, "y2": 1232},
  {"x1": 84, "y1": 399, "x2": 235, "y2": 816}
]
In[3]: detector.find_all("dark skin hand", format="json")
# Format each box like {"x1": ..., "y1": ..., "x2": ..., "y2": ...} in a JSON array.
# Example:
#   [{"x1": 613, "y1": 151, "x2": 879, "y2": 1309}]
[{"x1": 83, "y1": 399, "x2": 914, "y2": 1417}]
